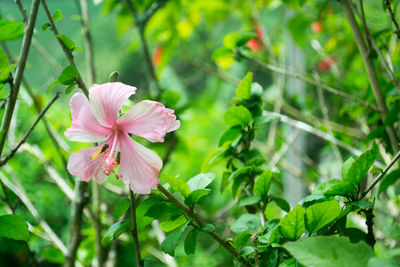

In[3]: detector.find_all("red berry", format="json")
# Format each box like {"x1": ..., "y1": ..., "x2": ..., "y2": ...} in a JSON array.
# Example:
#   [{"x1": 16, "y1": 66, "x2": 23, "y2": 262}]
[
  {"x1": 152, "y1": 46, "x2": 163, "y2": 67},
  {"x1": 311, "y1": 22, "x2": 323, "y2": 33},
  {"x1": 247, "y1": 38, "x2": 262, "y2": 51},
  {"x1": 318, "y1": 56, "x2": 336, "y2": 73}
]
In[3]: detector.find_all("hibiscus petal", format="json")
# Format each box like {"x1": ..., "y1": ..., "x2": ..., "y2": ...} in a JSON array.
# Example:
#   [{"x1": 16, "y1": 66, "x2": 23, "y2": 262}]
[
  {"x1": 65, "y1": 93, "x2": 111, "y2": 142},
  {"x1": 118, "y1": 132, "x2": 162, "y2": 194},
  {"x1": 67, "y1": 145, "x2": 105, "y2": 182},
  {"x1": 67, "y1": 135, "x2": 118, "y2": 183},
  {"x1": 118, "y1": 100, "x2": 180, "y2": 142},
  {"x1": 89, "y1": 82, "x2": 137, "y2": 128}
]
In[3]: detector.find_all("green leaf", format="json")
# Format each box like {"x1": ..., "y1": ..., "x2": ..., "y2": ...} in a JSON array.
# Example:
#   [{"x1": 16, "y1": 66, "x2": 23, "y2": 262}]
[
  {"x1": 0, "y1": 48, "x2": 13, "y2": 82},
  {"x1": 201, "y1": 150, "x2": 225, "y2": 172},
  {"x1": 42, "y1": 247, "x2": 65, "y2": 264},
  {"x1": 145, "y1": 203, "x2": 182, "y2": 221},
  {"x1": 52, "y1": 9, "x2": 63, "y2": 22},
  {"x1": 65, "y1": 84, "x2": 76, "y2": 94},
  {"x1": 160, "y1": 215, "x2": 188, "y2": 232},
  {"x1": 258, "y1": 219, "x2": 280, "y2": 244},
  {"x1": 236, "y1": 32, "x2": 258, "y2": 47},
  {"x1": 108, "y1": 71, "x2": 119, "y2": 82},
  {"x1": 0, "y1": 214, "x2": 30, "y2": 241},
  {"x1": 0, "y1": 20, "x2": 24, "y2": 41},
  {"x1": 200, "y1": 223, "x2": 215, "y2": 233},
  {"x1": 319, "y1": 179, "x2": 357, "y2": 197},
  {"x1": 378, "y1": 169, "x2": 400, "y2": 194},
  {"x1": 350, "y1": 200, "x2": 373, "y2": 210},
  {"x1": 102, "y1": 220, "x2": 129, "y2": 246},
  {"x1": 239, "y1": 195, "x2": 261, "y2": 207},
  {"x1": 224, "y1": 105, "x2": 253, "y2": 127},
  {"x1": 234, "y1": 232, "x2": 251, "y2": 248},
  {"x1": 185, "y1": 189, "x2": 210, "y2": 206},
  {"x1": 254, "y1": 169, "x2": 272, "y2": 198},
  {"x1": 231, "y1": 214, "x2": 260, "y2": 234},
  {"x1": 47, "y1": 80, "x2": 61, "y2": 93},
  {"x1": 161, "y1": 90, "x2": 181, "y2": 107},
  {"x1": 211, "y1": 47, "x2": 234, "y2": 69},
  {"x1": 58, "y1": 66, "x2": 79, "y2": 85},
  {"x1": 342, "y1": 157, "x2": 355, "y2": 180},
  {"x1": 161, "y1": 221, "x2": 189, "y2": 256},
  {"x1": 223, "y1": 32, "x2": 240, "y2": 49},
  {"x1": 284, "y1": 236, "x2": 375, "y2": 267},
  {"x1": 184, "y1": 228, "x2": 198, "y2": 255},
  {"x1": 112, "y1": 198, "x2": 130, "y2": 220},
  {"x1": 271, "y1": 197, "x2": 290, "y2": 212},
  {"x1": 305, "y1": 200, "x2": 341, "y2": 233},
  {"x1": 56, "y1": 34, "x2": 76, "y2": 50},
  {"x1": 163, "y1": 174, "x2": 191, "y2": 197},
  {"x1": 236, "y1": 72, "x2": 253, "y2": 100},
  {"x1": 279, "y1": 205, "x2": 305, "y2": 240},
  {"x1": 218, "y1": 126, "x2": 241, "y2": 147},
  {"x1": 344, "y1": 228, "x2": 367, "y2": 243},
  {"x1": 345, "y1": 143, "x2": 379, "y2": 185},
  {"x1": 187, "y1": 173, "x2": 216, "y2": 191},
  {"x1": 367, "y1": 257, "x2": 400, "y2": 267},
  {"x1": 41, "y1": 22, "x2": 51, "y2": 31},
  {"x1": 136, "y1": 196, "x2": 163, "y2": 231}
]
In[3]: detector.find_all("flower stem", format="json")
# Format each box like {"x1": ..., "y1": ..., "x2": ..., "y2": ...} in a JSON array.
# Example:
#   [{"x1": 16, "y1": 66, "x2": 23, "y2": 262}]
[
  {"x1": 129, "y1": 189, "x2": 143, "y2": 267},
  {"x1": 157, "y1": 184, "x2": 252, "y2": 267}
]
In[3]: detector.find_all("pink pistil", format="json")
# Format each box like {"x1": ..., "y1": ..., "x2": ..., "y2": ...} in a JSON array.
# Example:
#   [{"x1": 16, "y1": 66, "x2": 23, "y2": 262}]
[{"x1": 101, "y1": 129, "x2": 121, "y2": 177}]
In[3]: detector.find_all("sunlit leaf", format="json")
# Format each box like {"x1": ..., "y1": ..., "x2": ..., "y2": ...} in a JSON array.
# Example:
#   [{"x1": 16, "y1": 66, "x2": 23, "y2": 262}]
[
  {"x1": 279, "y1": 205, "x2": 305, "y2": 240},
  {"x1": 284, "y1": 236, "x2": 374, "y2": 267},
  {"x1": 0, "y1": 20, "x2": 24, "y2": 41},
  {"x1": 224, "y1": 105, "x2": 252, "y2": 127}
]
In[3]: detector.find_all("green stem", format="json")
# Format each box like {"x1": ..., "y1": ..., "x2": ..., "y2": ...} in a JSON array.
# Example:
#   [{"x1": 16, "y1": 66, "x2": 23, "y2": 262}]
[
  {"x1": 340, "y1": 0, "x2": 399, "y2": 153},
  {"x1": 129, "y1": 189, "x2": 143, "y2": 267},
  {"x1": 0, "y1": 0, "x2": 40, "y2": 157}
]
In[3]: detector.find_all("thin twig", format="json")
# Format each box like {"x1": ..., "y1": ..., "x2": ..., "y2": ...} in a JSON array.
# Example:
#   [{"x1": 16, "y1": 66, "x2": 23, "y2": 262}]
[
  {"x1": 341, "y1": 0, "x2": 399, "y2": 153},
  {"x1": 251, "y1": 233, "x2": 260, "y2": 267},
  {"x1": 353, "y1": 3, "x2": 400, "y2": 93},
  {"x1": 157, "y1": 184, "x2": 252, "y2": 267},
  {"x1": 75, "y1": 0, "x2": 105, "y2": 265},
  {"x1": 262, "y1": 110, "x2": 384, "y2": 169},
  {"x1": 269, "y1": 129, "x2": 299, "y2": 166},
  {"x1": 2, "y1": 42, "x2": 72, "y2": 180},
  {"x1": 0, "y1": 0, "x2": 40, "y2": 157},
  {"x1": 124, "y1": 0, "x2": 164, "y2": 100},
  {"x1": 40, "y1": 0, "x2": 88, "y2": 96},
  {"x1": 266, "y1": 45, "x2": 285, "y2": 152},
  {"x1": 385, "y1": 0, "x2": 400, "y2": 40},
  {"x1": 314, "y1": 72, "x2": 343, "y2": 165},
  {"x1": 129, "y1": 189, "x2": 143, "y2": 267},
  {"x1": 361, "y1": 150, "x2": 400, "y2": 199},
  {"x1": 0, "y1": 92, "x2": 60, "y2": 166},
  {"x1": 77, "y1": 0, "x2": 96, "y2": 84},
  {"x1": 14, "y1": 0, "x2": 28, "y2": 23},
  {"x1": 240, "y1": 52, "x2": 379, "y2": 112},
  {"x1": 40, "y1": 3, "x2": 92, "y2": 265}
]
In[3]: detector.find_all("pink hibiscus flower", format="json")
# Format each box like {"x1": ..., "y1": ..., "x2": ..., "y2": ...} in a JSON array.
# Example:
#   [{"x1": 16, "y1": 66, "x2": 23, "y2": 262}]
[{"x1": 65, "y1": 82, "x2": 180, "y2": 194}]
